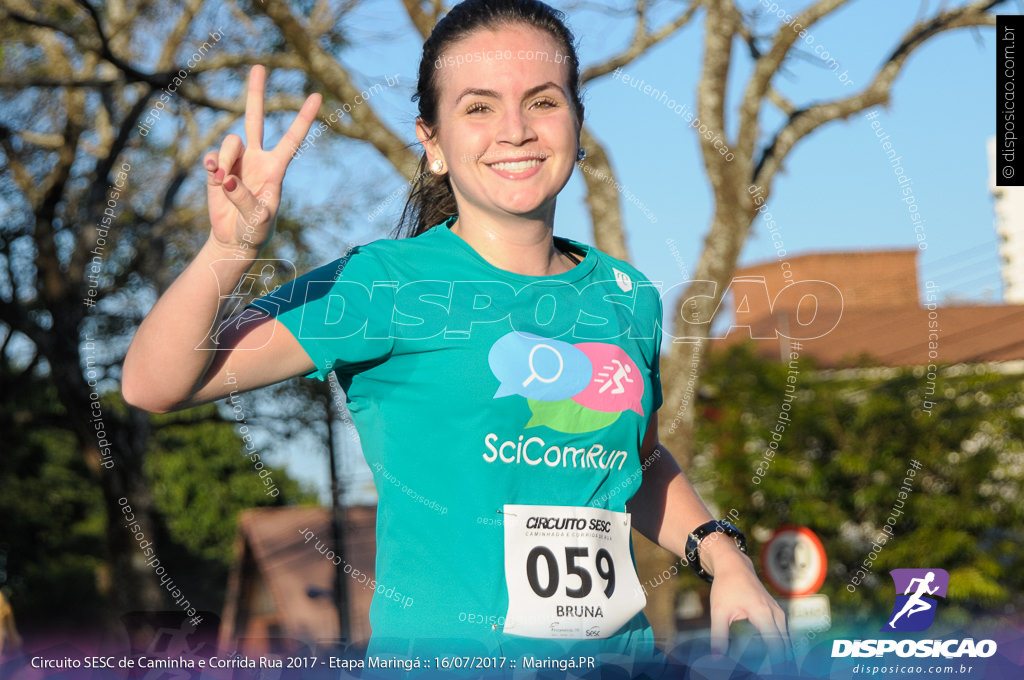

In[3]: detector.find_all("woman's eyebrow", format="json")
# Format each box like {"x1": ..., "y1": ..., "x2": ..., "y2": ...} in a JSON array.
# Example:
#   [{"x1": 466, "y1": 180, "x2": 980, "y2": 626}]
[
  {"x1": 454, "y1": 81, "x2": 562, "y2": 105},
  {"x1": 456, "y1": 87, "x2": 501, "y2": 103}
]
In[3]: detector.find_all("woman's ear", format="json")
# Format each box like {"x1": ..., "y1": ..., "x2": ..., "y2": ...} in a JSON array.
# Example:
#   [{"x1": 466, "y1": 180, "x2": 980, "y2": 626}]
[{"x1": 416, "y1": 118, "x2": 444, "y2": 167}]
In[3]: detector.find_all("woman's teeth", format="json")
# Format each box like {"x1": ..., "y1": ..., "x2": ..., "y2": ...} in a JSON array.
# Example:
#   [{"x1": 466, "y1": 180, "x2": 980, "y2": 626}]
[{"x1": 491, "y1": 159, "x2": 543, "y2": 172}]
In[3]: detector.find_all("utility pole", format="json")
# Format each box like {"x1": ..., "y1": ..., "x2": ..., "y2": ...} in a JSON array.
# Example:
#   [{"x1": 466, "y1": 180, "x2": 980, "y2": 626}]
[{"x1": 322, "y1": 378, "x2": 349, "y2": 643}]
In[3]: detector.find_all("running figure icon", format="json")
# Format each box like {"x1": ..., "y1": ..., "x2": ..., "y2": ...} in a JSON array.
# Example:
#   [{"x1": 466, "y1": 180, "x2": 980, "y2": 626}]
[
  {"x1": 596, "y1": 359, "x2": 634, "y2": 395},
  {"x1": 888, "y1": 571, "x2": 939, "y2": 628}
]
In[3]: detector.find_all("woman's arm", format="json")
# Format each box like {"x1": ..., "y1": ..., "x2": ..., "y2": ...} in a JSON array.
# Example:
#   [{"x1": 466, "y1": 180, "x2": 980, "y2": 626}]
[
  {"x1": 122, "y1": 66, "x2": 322, "y2": 413},
  {"x1": 121, "y1": 243, "x2": 314, "y2": 413},
  {"x1": 627, "y1": 412, "x2": 789, "y2": 659}
]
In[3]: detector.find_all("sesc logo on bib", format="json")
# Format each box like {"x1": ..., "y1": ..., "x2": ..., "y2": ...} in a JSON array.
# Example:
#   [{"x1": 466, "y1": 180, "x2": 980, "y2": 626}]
[{"x1": 502, "y1": 504, "x2": 645, "y2": 639}]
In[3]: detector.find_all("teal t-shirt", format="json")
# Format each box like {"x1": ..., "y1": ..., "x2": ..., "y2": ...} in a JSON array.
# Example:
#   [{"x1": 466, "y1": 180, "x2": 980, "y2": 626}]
[{"x1": 251, "y1": 218, "x2": 665, "y2": 673}]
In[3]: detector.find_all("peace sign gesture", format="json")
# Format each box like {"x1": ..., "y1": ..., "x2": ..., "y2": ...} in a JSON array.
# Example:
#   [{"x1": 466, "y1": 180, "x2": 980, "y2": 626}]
[{"x1": 204, "y1": 65, "x2": 322, "y2": 253}]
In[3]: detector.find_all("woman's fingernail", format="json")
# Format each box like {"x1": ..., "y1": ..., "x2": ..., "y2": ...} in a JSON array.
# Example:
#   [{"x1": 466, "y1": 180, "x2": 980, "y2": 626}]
[
  {"x1": 205, "y1": 160, "x2": 215, "y2": 171},
  {"x1": 224, "y1": 177, "x2": 237, "y2": 192},
  {"x1": 214, "y1": 168, "x2": 225, "y2": 182}
]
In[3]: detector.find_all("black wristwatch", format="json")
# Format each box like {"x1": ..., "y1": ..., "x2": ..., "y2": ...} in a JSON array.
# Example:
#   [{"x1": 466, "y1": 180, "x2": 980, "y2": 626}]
[{"x1": 684, "y1": 520, "x2": 748, "y2": 583}]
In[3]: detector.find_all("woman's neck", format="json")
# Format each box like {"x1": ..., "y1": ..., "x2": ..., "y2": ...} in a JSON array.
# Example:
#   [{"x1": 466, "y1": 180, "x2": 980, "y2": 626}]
[{"x1": 449, "y1": 206, "x2": 576, "y2": 276}]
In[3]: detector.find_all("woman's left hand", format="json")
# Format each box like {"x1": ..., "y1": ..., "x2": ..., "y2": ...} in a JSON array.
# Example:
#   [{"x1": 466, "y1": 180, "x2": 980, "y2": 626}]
[{"x1": 704, "y1": 540, "x2": 790, "y2": 662}]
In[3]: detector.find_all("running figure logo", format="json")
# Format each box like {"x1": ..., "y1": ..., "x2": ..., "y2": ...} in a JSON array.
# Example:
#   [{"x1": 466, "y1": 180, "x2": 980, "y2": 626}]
[
  {"x1": 883, "y1": 568, "x2": 949, "y2": 632},
  {"x1": 597, "y1": 359, "x2": 634, "y2": 395}
]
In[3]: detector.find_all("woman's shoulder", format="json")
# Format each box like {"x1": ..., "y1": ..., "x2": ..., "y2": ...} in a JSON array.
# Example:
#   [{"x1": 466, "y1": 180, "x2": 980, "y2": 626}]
[
  {"x1": 300, "y1": 233, "x2": 439, "y2": 285},
  {"x1": 565, "y1": 238, "x2": 656, "y2": 286},
  {"x1": 347, "y1": 227, "x2": 448, "y2": 264}
]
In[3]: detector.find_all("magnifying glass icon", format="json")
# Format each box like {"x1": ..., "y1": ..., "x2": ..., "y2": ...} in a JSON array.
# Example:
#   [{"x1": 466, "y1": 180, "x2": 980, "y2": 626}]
[{"x1": 521, "y1": 343, "x2": 564, "y2": 387}]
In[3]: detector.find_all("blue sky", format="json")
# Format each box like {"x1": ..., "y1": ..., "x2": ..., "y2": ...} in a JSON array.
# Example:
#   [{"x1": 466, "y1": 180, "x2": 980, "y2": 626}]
[
  {"x1": 254, "y1": 0, "x2": 1011, "y2": 499},
  {"x1": 283, "y1": 0, "x2": 1008, "y2": 303}
]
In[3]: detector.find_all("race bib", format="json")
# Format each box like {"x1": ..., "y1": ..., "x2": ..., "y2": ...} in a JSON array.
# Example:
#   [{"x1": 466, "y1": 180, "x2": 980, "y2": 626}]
[{"x1": 502, "y1": 504, "x2": 646, "y2": 639}]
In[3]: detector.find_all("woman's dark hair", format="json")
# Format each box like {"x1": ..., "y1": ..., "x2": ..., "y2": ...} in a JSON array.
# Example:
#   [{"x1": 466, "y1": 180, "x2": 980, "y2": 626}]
[{"x1": 395, "y1": 0, "x2": 585, "y2": 238}]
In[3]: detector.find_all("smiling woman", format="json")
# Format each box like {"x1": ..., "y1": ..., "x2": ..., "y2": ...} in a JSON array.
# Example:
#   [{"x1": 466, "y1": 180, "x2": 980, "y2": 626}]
[{"x1": 121, "y1": 0, "x2": 788, "y2": 675}]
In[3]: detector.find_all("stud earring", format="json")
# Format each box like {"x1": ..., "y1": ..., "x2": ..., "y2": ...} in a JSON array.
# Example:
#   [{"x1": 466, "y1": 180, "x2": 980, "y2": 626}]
[
  {"x1": 576, "y1": 147, "x2": 587, "y2": 162},
  {"x1": 431, "y1": 159, "x2": 445, "y2": 174}
]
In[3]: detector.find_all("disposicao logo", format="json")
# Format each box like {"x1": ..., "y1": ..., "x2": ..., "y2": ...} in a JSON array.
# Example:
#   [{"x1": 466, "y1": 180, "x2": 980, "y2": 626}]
[
  {"x1": 832, "y1": 568, "x2": 997, "y2": 660},
  {"x1": 488, "y1": 331, "x2": 644, "y2": 433},
  {"x1": 883, "y1": 568, "x2": 948, "y2": 632}
]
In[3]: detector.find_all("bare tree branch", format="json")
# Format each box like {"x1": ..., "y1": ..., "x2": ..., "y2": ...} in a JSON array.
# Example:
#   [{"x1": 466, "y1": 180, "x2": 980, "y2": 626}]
[
  {"x1": 0, "y1": 55, "x2": 304, "y2": 91},
  {"x1": 696, "y1": 0, "x2": 738, "y2": 193},
  {"x1": 0, "y1": 126, "x2": 40, "y2": 205},
  {"x1": 72, "y1": 0, "x2": 172, "y2": 86},
  {"x1": 767, "y1": 85, "x2": 797, "y2": 116},
  {"x1": 257, "y1": 1, "x2": 420, "y2": 178},
  {"x1": 4, "y1": 8, "x2": 167, "y2": 89},
  {"x1": 186, "y1": 50, "x2": 307, "y2": 74},
  {"x1": 577, "y1": 127, "x2": 629, "y2": 260},
  {"x1": 401, "y1": 0, "x2": 437, "y2": 38},
  {"x1": 36, "y1": 88, "x2": 86, "y2": 306},
  {"x1": 16, "y1": 131, "x2": 66, "y2": 149},
  {"x1": 567, "y1": 0, "x2": 704, "y2": 267},
  {"x1": 154, "y1": 0, "x2": 205, "y2": 68},
  {"x1": 736, "y1": 0, "x2": 849, "y2": 163},
  {"x1": 581, "y1": 1, "x2": 700, "y2": 84},
  {"x1": 173, "y1": 89, "x2": 310, "y2": 117},
  {"x1": 754, "y1": 0, "x2": 1003, "y2": 186}
]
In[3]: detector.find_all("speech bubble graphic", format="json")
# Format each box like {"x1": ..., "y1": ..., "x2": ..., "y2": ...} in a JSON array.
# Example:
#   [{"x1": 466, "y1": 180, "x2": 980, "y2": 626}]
[
  {"x1": 571, "y1": 343, "x2": 645, "y2": 416},
  {"x1": 525, "y1": 398, "x2": 622, "y2": 434},
  {"x1": 488, "y1": 332, "x2": 592, "y2": 401}
]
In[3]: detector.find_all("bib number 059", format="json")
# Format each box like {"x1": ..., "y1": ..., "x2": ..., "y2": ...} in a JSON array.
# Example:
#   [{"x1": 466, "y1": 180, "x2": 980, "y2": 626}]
[
  {"x1": 526, "y1": 546, "x2": 615, "y2": 599},
  {"x1": 503, "y1": 504, "x2": 645, "y2": 640}
]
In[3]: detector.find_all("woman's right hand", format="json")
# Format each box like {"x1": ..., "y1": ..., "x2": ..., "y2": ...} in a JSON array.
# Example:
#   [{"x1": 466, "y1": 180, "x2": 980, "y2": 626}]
[{"x1": 205, "y1": 65, "x2": 322, "y2": 252}]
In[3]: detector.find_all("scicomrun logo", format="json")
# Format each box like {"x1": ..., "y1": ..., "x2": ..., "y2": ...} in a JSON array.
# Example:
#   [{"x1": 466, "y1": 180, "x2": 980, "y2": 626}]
[
  {"x1": 487, "y1": 331, "x2": 645, "y2": 434},
  {"x1": 884, "y1": 568, "x2": 948, "y2": 632},
  {"x1": 832, "y1": 568, "x2": 998, "y2": 660}
]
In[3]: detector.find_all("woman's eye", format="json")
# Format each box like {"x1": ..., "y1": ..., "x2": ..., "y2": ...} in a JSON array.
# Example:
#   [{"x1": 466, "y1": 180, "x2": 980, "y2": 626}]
[
  {"x1": 531, "y1": 98, "x2": 558, "y2": 109},
  {"x1": 466, "y1": 103, "x2": 491, "y2": 114}
]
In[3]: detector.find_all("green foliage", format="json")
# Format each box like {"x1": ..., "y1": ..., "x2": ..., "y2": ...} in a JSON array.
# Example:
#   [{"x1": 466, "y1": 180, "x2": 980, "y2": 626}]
[
  {"x1": 2, "y1": 376, "x2": 317, "y2": 627},
  {"x1": 144, "y1": 403, "x2": 318, "y2": 608},
  {"x1": 690, "y1": 344, "x2": 1024, "y2": 628},
  {"x1": 146, "y1": 404, "x2": 315, "y2": 565},
  {"x1": 0, "y1": 374, "x2": 106, "y2": 627}
]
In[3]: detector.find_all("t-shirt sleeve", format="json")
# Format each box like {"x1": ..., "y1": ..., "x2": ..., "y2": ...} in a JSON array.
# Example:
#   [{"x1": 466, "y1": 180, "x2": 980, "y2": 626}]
[{"x1": 248, "y1": 247, "x2": 396, "y2": 381}]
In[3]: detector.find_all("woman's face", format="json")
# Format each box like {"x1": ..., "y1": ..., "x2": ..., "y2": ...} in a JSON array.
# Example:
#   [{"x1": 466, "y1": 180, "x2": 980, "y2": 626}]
[{"x1": 419, "y1": 24, "x2": 579, "y2": 223}]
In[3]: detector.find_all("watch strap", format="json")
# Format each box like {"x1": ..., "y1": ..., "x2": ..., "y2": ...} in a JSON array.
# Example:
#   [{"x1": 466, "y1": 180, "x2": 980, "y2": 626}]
[{"x1": 684, "y1": 519, "x2": 748, "y2": 583}]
